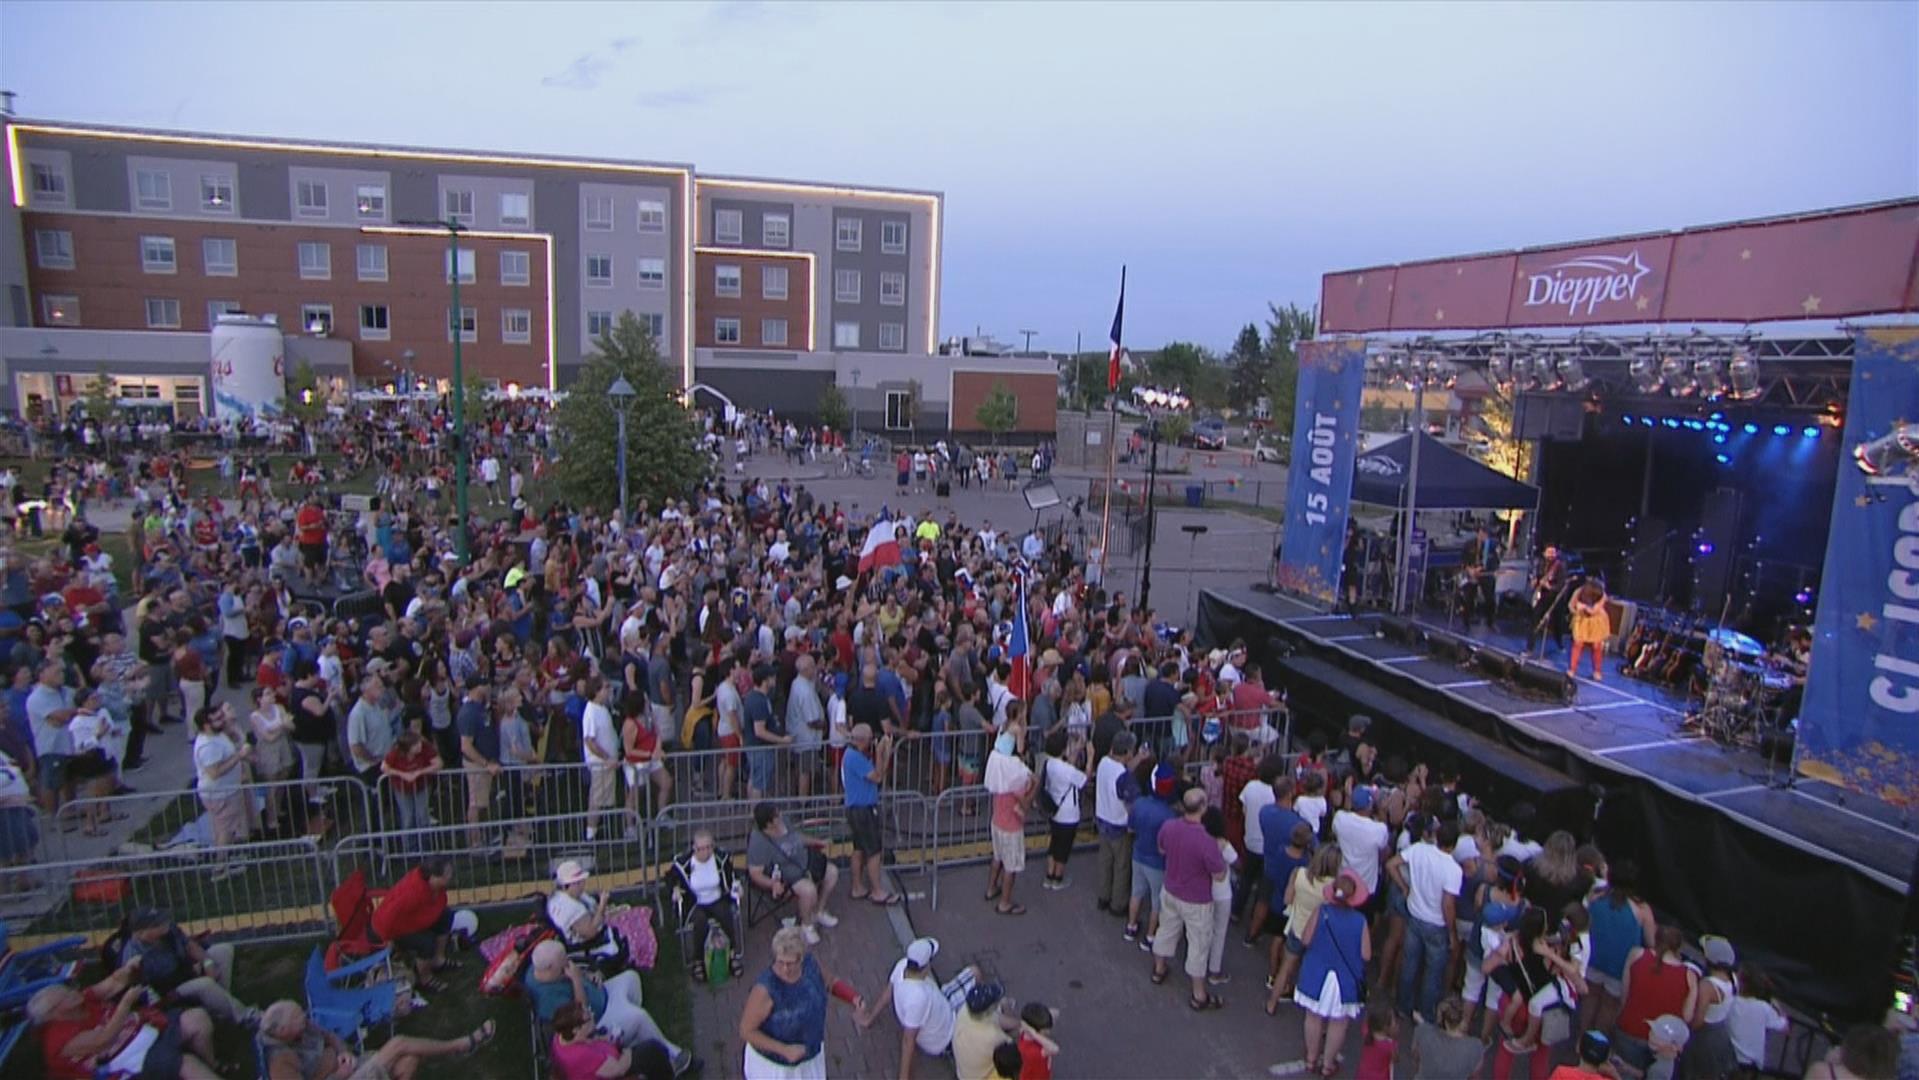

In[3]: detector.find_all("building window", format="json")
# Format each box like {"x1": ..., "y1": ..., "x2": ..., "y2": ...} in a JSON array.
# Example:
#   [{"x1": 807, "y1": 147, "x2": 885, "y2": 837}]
[
  {"x1": 637, "y1": 199, "x2": 666, "y2": 232},
  {"x1": 586, "y1": 254, "x2": 613, "y2": 288},
  {"x1": 835, "y1": 269, "x2": 861, "y2": 303},
  {"x1": 41, "y1": 294, "x2": 80, "y2": 326},
  {"x1": 34, "y1": 229, "x2": 73, "y2": 270},
  {"x1": 879, "y1": 271, "x2": 906, "y2": 307},
  {"x1": 715, "y1": 208, "x2": 743, "y2": 244},
  {"x1": 834, "y1": 321, "x2": 860, "y2": 349},
  {"x1": 836, "y1": 217, "x2": 862, "y2": 252},
  {"x1": 198, "y1": 237, "x2": 237, "y2": 276},
  {"x1": 448, "y1": 306, "x2": 478, "y2": 343},
  {"x1": 637, "y1": 258, "x2": 665, "y2": 289},
  {"x1": 201, "y1": 175, "x2": 234, "y2": 212},
  {"x1": 879, "y1": 322, "x2": 906, "y2": 351},
  {"x1": 756, "y1": 266, "x2": 787, "y2": 302},
  {"x1": 301, "y1": 304, "x2": 334, "y2": 335},
  {"x1": 587, "y1": 310, "x2": 614, "y2": 338},
  {"x1": 140, "y1": 235, "x2": 177, "y2": 274},
  {"x1": 762, "y1": 318, "x2": 788, "y2": 347},
  {"x1": 881, "y1": 220, "x2": 908, "y2": 255},
  {"x1": 715, "y1": 264, "x2": 741, "y2": 298},
  {"x1": 207, "y1": 300, "x2": 243, "y2": 327},
  {"x1": 585, "y1": 195, "x2": 614, "y2": 230},
  {"x1": 500, "y1": 192, "x2": 530, "y2": 227},
  {"x1": 359, "y1": 303, "x2": 390, "y2": 341},
  {"x1": 356, "y1": 243, "x2": 387, "y2": 282},
  {"x1": 445, "y1": 248, "x2": 477, "y2": 284},
  {"x1": 296, "y1": 179, "x2": 328, "y2": 217},
  {"x1": 762, "y1": 213, "x2": 790, "y2": 248},
  {"x1": 297, "y1": 241, "x2": 331, "y2": 280},
  {"x1": 642, "y1": 313, "x2": 665, "y2": 339},
  {"x1": 501, "y1": 250, "x2": 530, "y2": 286},
  {"x1": 136, "y1": 169, "x2": 172, "y2": 210},
  {"x1": 356, "y1": 184, "x2": 387, "y2": 220},
  {"x1": 715, "y1": 318, "x2": 742, "y2": 345},
  {"x1": 29, "y1": 163, "x2": 68, "y2": 204},
  {"x1": 145, "y1": 298, "x2": 182, "y2": 329},
  {"x1": 444, "y1": 189, "x2": 475, "y2": 226},
  {"x1": 502, "y1": 308, "x2": 532, "y2": 344},
  {"x1": 885, "y1": 390, "x2": 913, "y2": 430}
]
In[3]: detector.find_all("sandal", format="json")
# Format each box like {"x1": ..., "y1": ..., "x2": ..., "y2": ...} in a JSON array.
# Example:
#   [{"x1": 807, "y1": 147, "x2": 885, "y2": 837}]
[
  {"x1": 869, "y1": 893, "x2": 902, "y2": 907},
  {"x1": 1187, "y1": 995, "x2": 1212, "y2": 1011},
  {"x1": 983, "y1": 888, "x2": 1001, "y2": 903},
  {"x1": 419, "y1": 976, "x2": 449, "y2": 994},
  {"x1": 1150, "y1": 968, "x2": 1168, "y2": 986},
  {"x1": 729, "y1": 954, "x2": 744, "y2": 978},
  {"x1": 430, "y1": 958, "x2": 464, "y2": 973},
  {"x1": 1264, "y1": 997, "x2": 1280, "y2": 1017},
  {"x1": 690, "y1": 964, "x2": 707, "y2": 984},
  {"x1": 994, "y1": 903, "x2": 1027, "y2": 916},
  {"x1": 464, "y1": 1020, "x2": 496, "y2": 1054}
]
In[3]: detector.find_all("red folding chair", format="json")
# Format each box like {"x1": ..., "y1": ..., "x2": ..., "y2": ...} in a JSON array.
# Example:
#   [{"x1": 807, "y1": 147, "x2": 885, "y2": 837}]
[{"x1": 325, "y1": 868, "x2": 390, "y2": 971}]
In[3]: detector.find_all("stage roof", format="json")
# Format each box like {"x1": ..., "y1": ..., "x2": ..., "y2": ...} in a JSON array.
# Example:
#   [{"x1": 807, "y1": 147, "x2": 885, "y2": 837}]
[
  {"x1": 1351, "y1": 432, "x2": 1540, "y2": 510},
  {"x1": 1319, "y1": 199, "x2": 1919, "y2": 334}
]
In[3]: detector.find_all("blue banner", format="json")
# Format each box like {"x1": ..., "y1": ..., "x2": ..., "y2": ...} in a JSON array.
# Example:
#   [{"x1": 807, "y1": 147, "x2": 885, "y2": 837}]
[
  {"x1": 1799, "y1": 329, "x2": 1919, "y2": 806},
  {"x1": 1276, "y1": 339, "x2": 1366, "y2": 609}
]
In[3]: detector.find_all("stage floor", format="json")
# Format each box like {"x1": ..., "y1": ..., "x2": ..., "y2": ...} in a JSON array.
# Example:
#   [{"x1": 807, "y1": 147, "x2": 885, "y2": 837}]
[{"x1": 1204, "y1": 585, "x2": 1917, "y2": 892}]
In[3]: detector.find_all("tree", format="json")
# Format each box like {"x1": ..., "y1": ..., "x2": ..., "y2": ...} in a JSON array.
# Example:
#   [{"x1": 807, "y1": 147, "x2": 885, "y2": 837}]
[
  {"x1": 1225, "y1": 323, "x2": 1269, "y2": 412},
  {"x1": 1155, "y1": 411, "x2": 1193, "y2": 448},
  {"x1": 1263, "y1": 302, "x2": 1315, "y2": 435},
  {"x1": 457, "y1": 374, "x2": 488, "y2": 428},
  {"x1": 975, "y1": 380, "x2": 1018, "y2": 440},
  {"x1": 286, "y1": 361, "x2": 326, "y2": 427},
  {"x1": 1148, "y1": 342, "x2": 1210, "y2": 395},
  {"x1": 1062, "y1": 351, "x2": 1130, "y2": 412},
  {"x1": 79, "y1": 369, "x2": 115, "y2": 422},
  {"x1": 817, "y1": 383, "x2": 850, "y2": 433},
  {"x1": 901, "y1": 378, "x2": 923, "y2": 444},
  {"x1": 551, "y1": 312, "x2": 709, "y2": 512}
]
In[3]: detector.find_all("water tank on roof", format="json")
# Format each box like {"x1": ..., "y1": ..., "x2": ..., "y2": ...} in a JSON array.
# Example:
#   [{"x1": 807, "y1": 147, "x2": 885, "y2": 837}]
[{"x1": 210, "y1": 314, "x2": 286, "y2": 423}]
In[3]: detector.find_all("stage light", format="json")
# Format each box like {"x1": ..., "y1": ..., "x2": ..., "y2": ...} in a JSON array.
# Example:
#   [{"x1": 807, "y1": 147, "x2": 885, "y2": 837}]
[
  {"x1": 1773, "y1": 424, "x2": 1791, "y2": 436},
  {"x1": 1714, "y1": 453, "x2": 1730, "y2": 464},
  {"x1": 1710, "y1": 412, "x2": 1725, "y2": 421},
  {"x1": 1693, "y1": 357, "x2": 1725, "y2": 399},
  {"x1": 1557, "y1": 355, "x2": 1589, "y2": 393},
  {"x1": 1727, "y1": 350, "x2": 1762, "y2": 401},
  {"x1": 1743, "y1": 423, "x2": 1759, "y2": 435},
  {"x1": 1536, "y1": 354, "x2": 1565, "y2": 392},
  {"x1": 1486, "y1": 352, "x2": 1512, "y2": 388},
  {"x1": 1697, "y1": 541, "x2": 1716, "y2": 555},
  {"x1": 1662, "y1": 356, "x2": 1697, "y2": 397},
  {"x1": 1662, "y1": 418, "x2": 1680, "y2": 429},
  {"x1": 1511, "y1": 354, "x2": 1540, "y2": 392},
  {"x1": 1629, "y1": 354, "x2": 1664, "y2": 394},
  {"x1": 1621, "y1": 415, "x2": 1635, "y2": 425},
  {"x1": 1713, "y1": 434, "x2": 1727, "y2": 445},
  {"x1": 1684, "y1": 420, "x2": 1704, "y2": 431},
  {"x1": 1795, "y1": 588, "x2": 1815, "y2": 604},
  {"x1": 1854, "y1": 424, "x2": 1919, "y2": 476},
  {"x1": 1802, "y1": 426, "x2": 1819, "y2": 439}
]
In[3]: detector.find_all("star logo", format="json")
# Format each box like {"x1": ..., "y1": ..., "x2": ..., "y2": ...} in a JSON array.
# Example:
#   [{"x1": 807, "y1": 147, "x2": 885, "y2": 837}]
[
  {"x1": 1857, "y1": 494, "x2": 1873, "y2": 508},
  {"x1": 1635, "y1": 295, "x2": 1650, "y2": 312},
  {"x1": 1858, "y1": 611, "x2": 1879, "y2": 633},
  {"x1": 1355, "y1": 274, "x2": 1365, "y2": 288},
  {"x1": 1456, "y1": 267, "x2": 1465, "y2": 277},
  {"x1": 1802, "y1": 294, "x2": 1822, "y2": 315},
  {"x1": 1740, "y1": 249, "x2": 1752, "y2": 261},
  {"x1": 1434, "y1": 308, "x2": 1445, "y2": 321}
]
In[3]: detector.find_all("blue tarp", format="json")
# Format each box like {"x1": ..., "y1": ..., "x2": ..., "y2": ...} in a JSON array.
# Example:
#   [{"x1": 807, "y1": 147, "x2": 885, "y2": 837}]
[{"x1": 1350, "y1": 432, "x2": 1539, "y2": 510}]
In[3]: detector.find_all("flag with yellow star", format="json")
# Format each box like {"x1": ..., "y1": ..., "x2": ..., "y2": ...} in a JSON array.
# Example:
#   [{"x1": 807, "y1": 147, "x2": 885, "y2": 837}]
[
  {"x1": 1798, "y1": 328, "x2": 1919, "y2": 809},
  {"x1": 1276, "y1": 339, "x2": 1367, "y2": 609}
]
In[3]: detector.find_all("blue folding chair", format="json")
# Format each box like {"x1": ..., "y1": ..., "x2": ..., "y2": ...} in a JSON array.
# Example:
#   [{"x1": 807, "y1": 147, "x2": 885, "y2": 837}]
[{"x1": 303, "y1": 945, "x2": 397, "y2": 1052}]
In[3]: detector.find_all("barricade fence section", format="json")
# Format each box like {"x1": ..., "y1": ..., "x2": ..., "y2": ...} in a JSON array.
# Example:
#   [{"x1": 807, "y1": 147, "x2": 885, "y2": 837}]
[{"x1": 53, "y1": 776, "x2": 376, "y2": 864}]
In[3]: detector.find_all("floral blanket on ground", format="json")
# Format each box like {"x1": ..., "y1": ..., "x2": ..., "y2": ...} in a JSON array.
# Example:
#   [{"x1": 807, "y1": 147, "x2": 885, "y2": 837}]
[{"x1": 477, "y1": 905, "x2": 658, "y2": 971}]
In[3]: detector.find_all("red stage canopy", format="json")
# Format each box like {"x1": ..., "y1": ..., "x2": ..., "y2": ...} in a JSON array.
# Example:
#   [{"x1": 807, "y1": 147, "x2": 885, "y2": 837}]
[{"x1": 1319, "y1": 199, "x2": 1919, "y2": 334}]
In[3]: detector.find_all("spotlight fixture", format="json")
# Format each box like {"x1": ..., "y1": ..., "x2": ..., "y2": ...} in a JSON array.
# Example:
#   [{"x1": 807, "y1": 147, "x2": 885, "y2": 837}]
[
  {"x1": 1693, "y1": 357, "x2": 1725, "y2": 399},
  {"x1": 1535, "y1": 352, "x2": 1565, "y2": 392},
  {"x1": 1743, "y1": 423, "x2": 1759, "y2": 435},
  {"x1": 1726, "y1": 350, "x2": 1762, "y2": 402},
  {"x1": 1629, "y1": 353, "x2": 1664, "y2": 394},
  {"x1": 1662, "y1": 355, "x2": 1697, "y2": 397},
  {"x1": 1557, "y1": 355, "x2": 1590, "y2": 393},
  {"x1": 1512, "y1": 354, "x2": 1541, "y2": 392},
  {"x1": 1486, "y1": 352, "x2": 1512, "y2": 389},
  {"x1": 1854, "y1": 424, "x2": 1919, "y2": 476}
]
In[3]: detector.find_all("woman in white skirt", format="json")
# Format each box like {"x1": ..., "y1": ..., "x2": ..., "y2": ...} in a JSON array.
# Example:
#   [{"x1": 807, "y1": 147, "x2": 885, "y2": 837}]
[
  {"x1": 1202, "y1": 807, "x2": 1238, "y2": 986},
  {"x1": 1294, "y1": 869, "x2": 1373, "y2": 1078},
  {"x1": 739, "y1": 925, "x2": 867, "y2": 1079}
]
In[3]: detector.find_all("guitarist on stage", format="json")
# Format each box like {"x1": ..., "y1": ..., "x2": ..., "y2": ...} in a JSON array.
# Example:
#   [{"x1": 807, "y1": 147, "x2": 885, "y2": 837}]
[
  {"x1": 1525, "y1": 545, "x2": 1571, "y2": 657},
  {"x1": 1459, "y1": 523, "x2": 1502, "y2": 631}
]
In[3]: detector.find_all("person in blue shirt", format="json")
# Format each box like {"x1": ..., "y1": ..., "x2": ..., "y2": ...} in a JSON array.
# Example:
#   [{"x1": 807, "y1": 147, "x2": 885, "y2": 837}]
[
  {"x1": 1125, "y1": 762, "x2": 1178, "y2": 945},
  {"x1": 841, "y1": 723, "x2": 900, "y2": 906},
  {"x1": 1253, "y1": 776, "x2": 1312, "y2": 946}
]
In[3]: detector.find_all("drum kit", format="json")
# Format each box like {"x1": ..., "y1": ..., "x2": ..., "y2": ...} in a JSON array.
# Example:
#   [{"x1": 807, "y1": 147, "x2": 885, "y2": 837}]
[{"x1": 1695, "y1": 627, "x2": 1794, "y2": 744}]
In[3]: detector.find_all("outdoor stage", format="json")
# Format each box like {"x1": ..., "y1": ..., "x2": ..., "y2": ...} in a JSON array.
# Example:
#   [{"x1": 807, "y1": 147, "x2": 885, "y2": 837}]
[{"x1": 1198, "y1": 583, "x2": 1914, "y2": 1020}]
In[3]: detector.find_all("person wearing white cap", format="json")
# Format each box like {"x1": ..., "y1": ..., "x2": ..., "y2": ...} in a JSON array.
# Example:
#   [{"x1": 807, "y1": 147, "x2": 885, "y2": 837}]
[
  {"x1": 857, "y1": 937, "x2": 980, "y2": 1080},
  {"x1": 546, "y1": 860, "x2": 628, "y2": 968},
  {"x1": 1686, "y1": 935, "x2": 1739, "y2": 1079}
]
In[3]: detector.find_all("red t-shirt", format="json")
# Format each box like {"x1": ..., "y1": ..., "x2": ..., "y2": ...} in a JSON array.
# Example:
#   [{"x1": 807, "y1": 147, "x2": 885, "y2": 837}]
[
  {"x1": 624, "y1": 720, "x2": 659, "y2": 764},
  {"x1": 382, "y1": 741, "x2": 438, "y2": 795},
  {"x1": 295, "y1": 506, "x2": 326, "y2": 546},
  {"x1": 40, "y1": 987, "x2": 163, "y2": 1080},
  {"x1": 1018, "y1": 1033, "x2": 1053, "y2": 1080},
  {"x1": 256, "y1": 661, "x2": 287, "y2": 697},
  {"x1": 371, "y1": 866, "x2": 448, "y2": 942}
]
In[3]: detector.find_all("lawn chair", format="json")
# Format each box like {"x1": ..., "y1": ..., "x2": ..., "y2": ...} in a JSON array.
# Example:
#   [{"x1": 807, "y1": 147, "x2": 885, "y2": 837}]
[
  {"x1": 325, "y1": 868, "x2": 389, "y2": 971},
  {"x1": 0, "y1": 932, "x2": 85, "y2": 993},
  {"x1": 303, "y1": 945, "x2": 398, "y2": 1053}
]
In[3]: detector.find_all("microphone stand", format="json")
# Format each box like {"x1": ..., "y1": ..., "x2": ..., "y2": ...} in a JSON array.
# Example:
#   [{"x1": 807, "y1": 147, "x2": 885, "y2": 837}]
[{"x1": 1529, "y1": 576, "x2": 1575, "y2": 662}]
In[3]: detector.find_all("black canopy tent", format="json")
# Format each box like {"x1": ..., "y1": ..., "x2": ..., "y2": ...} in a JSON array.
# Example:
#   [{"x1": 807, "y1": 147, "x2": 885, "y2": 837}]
[{"x1": 1352, "y1": 432, "x2": 1539, "y2": 510}]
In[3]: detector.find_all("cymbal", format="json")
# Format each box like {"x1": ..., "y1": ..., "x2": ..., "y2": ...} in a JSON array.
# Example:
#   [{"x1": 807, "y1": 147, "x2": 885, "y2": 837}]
[{"x1": 1707, "y1": 627, "x2": 1764, "y2": 657}]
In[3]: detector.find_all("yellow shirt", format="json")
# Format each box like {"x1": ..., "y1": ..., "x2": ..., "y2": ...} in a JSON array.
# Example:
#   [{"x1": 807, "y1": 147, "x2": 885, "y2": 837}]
[
  {"x1": 952, "y1": 1008, "x2": 1011, "y2": 1080},
  {"x1": 916, "y1": 521, "x2": 942, "y2": 544}
]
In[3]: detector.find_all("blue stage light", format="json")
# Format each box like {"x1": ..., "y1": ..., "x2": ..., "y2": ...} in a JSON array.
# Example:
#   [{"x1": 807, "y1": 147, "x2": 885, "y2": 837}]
[
  {"x1": 1773, "y1": 424, "x2": 1792, "y2": 436},
  {"x1": 1802, "y1": 426, "x2": 1819, "y2": 438},
  {"x1": 1663, "y1": 418, "x2": 1681, "y2": 429},
  {"x1": 1743, "y1": 423, "x2": 1759, "y2": 435},
  {"x1": 1795, "y1": 588, "x2": 1815, "y2": 604},
  {"x1": 1684, "y1": 420, "x2": 1704, "y2": 431},
  {"x1": 1697, "y1": 541, "x2": 1716, "y2": 555},
  {"x1": 1621, "y1": 415, "x2": 1634, "y2": 425},
  {"x1": 1710, "y1": 412, "x2": 1725, "y2": 421},
  {"x1": 1714, "y1": 453, "x2": 1730, "y2": 464},
  {"x1": 1713, "y1": 434, "x2": 1727, "y2": 445}
]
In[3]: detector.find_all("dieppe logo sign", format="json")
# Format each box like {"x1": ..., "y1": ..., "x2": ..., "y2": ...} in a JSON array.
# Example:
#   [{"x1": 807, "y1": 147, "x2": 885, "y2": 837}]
[
  {"x1": 1523, "y1": 250, "x2": 1653, "y2": 317},
  {"x1": 1356, "y1": 454, "x2": 1401, "y2": 478}
]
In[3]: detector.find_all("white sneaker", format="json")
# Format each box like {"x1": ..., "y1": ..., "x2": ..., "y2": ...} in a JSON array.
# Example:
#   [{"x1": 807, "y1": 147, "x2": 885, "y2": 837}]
[
  {"x1": 802, "y1": 925, "x2": 821, "y2": 946},
  {"x1": 815, "y1": 911, "x2": 840, "y2": 928}
]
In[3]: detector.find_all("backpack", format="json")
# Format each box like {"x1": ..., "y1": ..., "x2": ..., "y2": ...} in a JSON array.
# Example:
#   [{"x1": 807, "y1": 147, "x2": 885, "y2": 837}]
[{"x1": 1036, "y1": 757, "x2": 1060, "y2": 815}]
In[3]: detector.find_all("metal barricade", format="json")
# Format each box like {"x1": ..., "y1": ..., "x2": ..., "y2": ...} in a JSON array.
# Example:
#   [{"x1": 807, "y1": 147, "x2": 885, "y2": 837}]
[
  {"x1": 376, "y1": 761, "x2": 642, "y2": 846},
  {"x1": 54, "y1": 775, "x2": 375, "y2": 863},
  {"x1": 0, "y1": 835, "x2": 332, "y2": 945}
]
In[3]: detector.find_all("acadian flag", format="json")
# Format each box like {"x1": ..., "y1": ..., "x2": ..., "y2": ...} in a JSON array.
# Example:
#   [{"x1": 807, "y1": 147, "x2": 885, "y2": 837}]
[
  {"x1": 1108, "y1": 266, "x2": 1127, "y2": 392},
  {"x1": 858, "y1": 516, "x2": 902, "y2": 575},
  {"x1": 1006, "y1": 566, "x2": 1033, "y2": 700}
]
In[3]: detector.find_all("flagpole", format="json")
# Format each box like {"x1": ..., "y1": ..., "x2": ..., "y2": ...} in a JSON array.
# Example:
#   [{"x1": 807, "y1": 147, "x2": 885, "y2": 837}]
[{"x1": 1096, "y1": 267, "x2": 1125, "y2": 596}]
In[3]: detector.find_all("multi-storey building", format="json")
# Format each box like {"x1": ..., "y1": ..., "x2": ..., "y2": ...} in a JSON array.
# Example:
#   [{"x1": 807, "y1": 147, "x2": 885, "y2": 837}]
[{"x1": 0, "y1": 115, "x2": 1055, "y2": 438}]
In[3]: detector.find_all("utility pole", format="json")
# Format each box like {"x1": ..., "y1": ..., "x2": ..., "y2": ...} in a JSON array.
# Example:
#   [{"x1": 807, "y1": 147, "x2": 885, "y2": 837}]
[
  {"x1": 398, "y1": 218, "x2": 470, "y2": 563},
  {"x1": 1020, "y1": 329, "x2": 1037, "y2": 354}
]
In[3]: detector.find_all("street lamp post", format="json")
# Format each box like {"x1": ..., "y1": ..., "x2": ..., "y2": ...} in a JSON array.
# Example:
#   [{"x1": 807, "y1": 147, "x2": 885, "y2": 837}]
[
  {"x1": 608, "y1": 375, "x2": 636, "y2": 526},
  {"x1": 1132, "y1": 384, "x2": 1191, "y2": 614},
  {"x1": 849, "y1": 367, "x2": 862, "y2": 446},
  {"x1": 398, "y1": 218, "x2": 470, "y2": 563}
]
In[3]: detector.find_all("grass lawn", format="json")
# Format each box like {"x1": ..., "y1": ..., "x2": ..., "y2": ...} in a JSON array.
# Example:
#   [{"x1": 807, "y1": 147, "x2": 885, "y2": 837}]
[{"x1": 7, "y1": 905, "x2": 695, "y2": 1080}]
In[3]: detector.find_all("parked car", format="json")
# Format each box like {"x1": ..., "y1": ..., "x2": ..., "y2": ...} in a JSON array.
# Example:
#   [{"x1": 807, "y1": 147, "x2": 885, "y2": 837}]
[
  {"x1": 1252, "y1": 437, "x2": 1286, "y2": 464},
  {"x1": 1183, "y1": 417, "x2": 1228, "y2": 451}
]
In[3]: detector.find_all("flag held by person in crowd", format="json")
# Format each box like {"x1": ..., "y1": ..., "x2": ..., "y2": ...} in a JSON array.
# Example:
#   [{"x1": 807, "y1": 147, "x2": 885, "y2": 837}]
[
  {"x1": 1007, "y1": 566, "x2": 1033, "y2": 699},
  {"x1": 859, "y1": 517, "x2": 901, "y2": 574},
  {"x1": 1108, "y1": 266, "x2": 1127, "y2": 393}
]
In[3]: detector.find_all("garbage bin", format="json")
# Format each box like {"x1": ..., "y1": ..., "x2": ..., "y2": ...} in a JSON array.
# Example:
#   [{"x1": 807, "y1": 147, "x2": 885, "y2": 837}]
[{"x1": 1185, "y1": 484, "x2": 1205, "y2": 508}]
